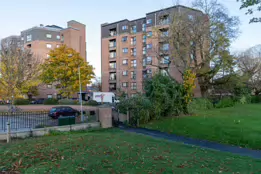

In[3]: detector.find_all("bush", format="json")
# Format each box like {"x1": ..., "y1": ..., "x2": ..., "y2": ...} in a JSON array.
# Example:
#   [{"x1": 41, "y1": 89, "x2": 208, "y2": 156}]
[
  {"x1": 44, "y1": 98, "x2": 58, "y2": 105},
  {"x1": 14, "y1": 98, "x2": 30, "y2": 105},
  {"x1": 188, "y1": 98, "x2": 213, "y2": 114},
  {"x1": 86, "y1": 100, "x2": 99, "y2": 106},
  {"x1": 58, "y1": 99, "x2": 77, "y2": 105},
  {"x1": 251, "y1": 96, "x2": 261, "y2": 103},
  {"x1": 215, "y1": 98, "x2": 235, "y2": 108}
]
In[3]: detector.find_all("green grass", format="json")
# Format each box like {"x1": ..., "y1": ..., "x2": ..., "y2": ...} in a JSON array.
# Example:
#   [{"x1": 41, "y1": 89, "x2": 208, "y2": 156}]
[
  {"x1": 1, "y1": 129, "x2": 261, "y2": 173},
  {"x1": 144, "y1": 104, "x2": 261, "y2": 150}
]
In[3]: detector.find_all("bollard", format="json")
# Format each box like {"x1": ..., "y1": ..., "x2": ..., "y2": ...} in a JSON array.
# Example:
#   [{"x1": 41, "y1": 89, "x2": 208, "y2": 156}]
[{"x1": 6, "y1": 121, "x2": 11, "y2": 143}]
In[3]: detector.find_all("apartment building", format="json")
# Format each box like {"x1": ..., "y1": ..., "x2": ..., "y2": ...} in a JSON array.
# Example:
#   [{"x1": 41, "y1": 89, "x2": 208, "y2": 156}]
[
  {"x1": 1, "y1": 20, "x2": 86, "y2": 99},
  {"x1": 101, "y1": 5, "x2": 202, "y2": 97}
]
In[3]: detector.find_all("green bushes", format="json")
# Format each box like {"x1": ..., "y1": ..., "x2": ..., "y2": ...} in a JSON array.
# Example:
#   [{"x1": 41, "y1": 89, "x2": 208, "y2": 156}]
[
  {"x1": 14, "y1": 98, "x2": 30, "y2": 105},
  {"x1": 188, "y1": 98, "x2": 213, "y2": 113},
  {"x1": 215, "y1": 98, "x2": 235, "y2": 108},
  {"x1": 58, "y1": 99, "x2": 77, "y2": 105},
  {"x1": 86, "y1": 100, "x2": 99, "y2": 106},
  {"x1": 251, "y1": 96, "x2": 261, "y2": 103},
  {"x1": 44, "y1": 98, "x2": 58, "y2": 105}
]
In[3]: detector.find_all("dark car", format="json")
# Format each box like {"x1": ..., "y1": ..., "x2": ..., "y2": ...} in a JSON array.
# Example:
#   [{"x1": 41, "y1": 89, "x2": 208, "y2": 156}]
[
  {"x1": 48, "y1": 106, "x2": 80, "y2": 119},
  {"x1": 35, "y1": 98, "x2": 45, "y2": 104}
]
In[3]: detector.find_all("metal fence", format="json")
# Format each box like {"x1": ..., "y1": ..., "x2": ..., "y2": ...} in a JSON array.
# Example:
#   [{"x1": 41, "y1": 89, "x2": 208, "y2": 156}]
[{"x1": 0, "y1": 110, "x2": 98, "y2": 132}]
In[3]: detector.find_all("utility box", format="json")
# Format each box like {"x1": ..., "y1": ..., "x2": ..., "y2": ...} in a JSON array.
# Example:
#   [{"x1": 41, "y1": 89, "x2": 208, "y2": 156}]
[{"x1": 58, "y1": 116, "x2": 76, "y2": 126}]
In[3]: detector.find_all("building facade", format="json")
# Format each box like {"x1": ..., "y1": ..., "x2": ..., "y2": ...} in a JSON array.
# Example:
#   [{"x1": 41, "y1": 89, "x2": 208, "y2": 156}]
[
  {"x1": 101, "y1": 5, "x2": 202, "y2": 97},
  {"x1": 1, "y1": 20, "x2": 86, "y2": 99}
]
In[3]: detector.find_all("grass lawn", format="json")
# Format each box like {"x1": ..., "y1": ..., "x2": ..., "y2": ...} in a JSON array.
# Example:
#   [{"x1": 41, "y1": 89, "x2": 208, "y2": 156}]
[
  {"x1": 144, "y1": 104, "x2": 261, "y2": 150},
  {"x1": 1, "y1": 129, "x2": 261, "y2": 173}
]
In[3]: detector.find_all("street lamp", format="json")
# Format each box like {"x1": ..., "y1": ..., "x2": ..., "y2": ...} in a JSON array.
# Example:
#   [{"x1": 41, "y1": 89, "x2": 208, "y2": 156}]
[{"x1": 68, "y1": 54, "x2": 84, "y2": 122}]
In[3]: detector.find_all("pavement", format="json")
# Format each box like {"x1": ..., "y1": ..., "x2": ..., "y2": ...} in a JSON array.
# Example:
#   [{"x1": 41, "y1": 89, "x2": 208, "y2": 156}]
[{"x1": 119, "y1": 125, "x2": 261, "y2": 160}]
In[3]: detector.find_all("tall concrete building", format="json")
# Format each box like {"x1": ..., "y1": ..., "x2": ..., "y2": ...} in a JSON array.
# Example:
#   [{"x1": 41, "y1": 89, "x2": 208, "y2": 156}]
[
  {"x1": 101, "y1": 5, "x2": 202, "y2": 97},
  {"x1": 1, "y1": 20, "x2": 86, "y2": 99}
]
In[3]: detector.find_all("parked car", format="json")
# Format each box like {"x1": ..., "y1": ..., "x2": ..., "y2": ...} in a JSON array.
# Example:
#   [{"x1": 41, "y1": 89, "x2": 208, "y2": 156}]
[
  {"x1": 48, "y1": 106, "x2": 80, "y2": 119},
  {"x1": 35, "y1": 98, "x2": 45, "y2": 104}
]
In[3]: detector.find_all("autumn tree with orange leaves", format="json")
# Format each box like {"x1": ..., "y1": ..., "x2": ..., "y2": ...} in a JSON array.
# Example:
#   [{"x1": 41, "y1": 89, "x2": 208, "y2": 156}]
[{"x1": 40, "y1": 45, "x2": 94, "y2": 98}]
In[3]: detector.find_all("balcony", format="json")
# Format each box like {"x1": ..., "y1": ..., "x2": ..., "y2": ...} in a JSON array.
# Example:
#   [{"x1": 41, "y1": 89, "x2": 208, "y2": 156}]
[
  {"x1": 109, "y1": 30, "x2": 117, "y2": 37},
  {"x1": 109, "y1": 87, "x2": 117, "y2": 92},
  {"x1": 109, "y1": 78, "x2": 117, "y2": 83},
  {"x1": 109, "y1": 43, "x2": 116, "y2": 50}
]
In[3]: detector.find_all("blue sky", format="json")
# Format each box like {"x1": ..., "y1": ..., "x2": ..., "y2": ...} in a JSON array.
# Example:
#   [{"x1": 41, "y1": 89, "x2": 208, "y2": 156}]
[{"x1": 0, "y1": 0, "x2": 261, "y2": 76}]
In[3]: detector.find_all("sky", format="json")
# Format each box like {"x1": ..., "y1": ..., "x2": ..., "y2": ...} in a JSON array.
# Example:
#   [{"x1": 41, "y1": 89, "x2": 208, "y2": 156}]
[{"x1": 0, "y1": 0, "x2": 261, "y2": 77}]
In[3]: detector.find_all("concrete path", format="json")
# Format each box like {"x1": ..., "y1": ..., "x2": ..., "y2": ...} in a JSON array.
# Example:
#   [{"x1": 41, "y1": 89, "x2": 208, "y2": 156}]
[{"x1": 119, "y1": 125, "x2": 261, "y2": 160}]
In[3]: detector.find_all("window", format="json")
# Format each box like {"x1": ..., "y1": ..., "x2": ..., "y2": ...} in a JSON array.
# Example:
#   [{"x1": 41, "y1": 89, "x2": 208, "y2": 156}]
[
  {"x1": 147, "y1": 68, "x2": 152, "y2": 74},
  {"x1": 131, "y1": 26, "x2": 137, "y2": 34},
  {"x1": 122, "y1": 48, "x2": 128, "y2": 53},
  {"x1": 122, "y1": 36, "x2": 128, "y2": 42},
  {"x1": 122, "y1": 71, "x2": 128, "y2": 76},
  {"x1": 143, "y1": 47, "x2": 146, "y2": 55},
  {"x1": 122, "y1": 59, "x2": 128, "y2": 65},
  {"x1": 131, "y1": 60, "x2": 137, "y2": 68},
  {"x1": 21, "y1": 37, "x2": 24, "y2": 41},
  {"x1": 143, "y1": 35, "x2": 147, "y2": 43},
  {"x1": 142, "y1": 23, "x2": 146, "y2": 32},
  {"x1": 147, "y1": 57, "x2": 152, "y2": 65},
  {"x1": 131, "y1": 93, "x2": 137, "y2": 97},
  {"x1": 162, "y1": 43, "x2": 169, "y2": 51},
  {"x1": 131, "y1": 48, "x2": 136, "y2": 56},
  {"x1": 122, "y1": 82, "x2": 128, "y2": 87},
  {"x1": 109, "y1": 83, "x2": 117, "y2": 91},
  {"x1": 47, "y1": 94, "x2": 53, "y2": 99},
  {"x1": 131, "y1": 82, "x2": 137, "y2": 90},
  {"x1": 47, "y1": 84, "x2": 52, "y2": 89},
  {"x1": 109, "y1": 62, "x2": 116, "y2": 69},
  {"x1": 161, "y1": 30, "x2": 169, "y2": 37},
  {"x1": 147, "y1": 31, "x2": 152, "y2": 37},
  {"x1": 147, "y1": 19, "x2": 152, "y2": 24},
  {"x1": 61, "y1": 35, "x2": 64, "y2": 41},
  {"x1": 190, "y1": 53, "x2": 195, "y2": 60},
  {"x1": 188, "y1": 15, "x2": 194, "y2": 21},
  {"x1": 147, "y1": 44, "x2": 152, "y2": 49},
  {"x1": 110, "y1": 73, "x2": 116, "y2": 80},
  {"x1": 26, "y1": 35, "x2": 32, "y2": 42},
  {"x1": 56, "y1": 45, "x2": 60, "y2": 48},
  {"x1": 161, "y1": 56, "x2": 170, "y2": 64},
  {"x1": 143, "y1": 58, "x2": 146, "y2": 66},
  {"x1": 46, "y1": 44, "x2": 52, "y2": 48},
  {"x1": 122, "y1": 25, "x2": 128, "y2": 30},
  {"x1": 46, "y1": 54, "x2": 50, "y2": 58},
  {"x1": 131, "y1": 71, "x2": 136, "y2": 79},
  {"x1": 57, "y1": 35, "x2": 61, "y2": 40},
  {"x1": 131, "y1": 37, "x2": 136, "y2": 45},
  {"x1": 46, "y1": 34, "x2": 52, "y2": 38},
  {"x1": 109, "y1": 51, "x2": 116, "y2": 58}
]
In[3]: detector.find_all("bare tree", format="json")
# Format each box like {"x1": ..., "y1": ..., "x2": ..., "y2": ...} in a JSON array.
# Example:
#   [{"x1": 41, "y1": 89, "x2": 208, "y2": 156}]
[
  {"x1": 237, "y1": 45, "x2": 261, "y2": 95},
  {"x1": 0, "y1": 43, "x2": 41, "y2": 101},
  {"x1": 149, "y1": 0, "x2": 239, "y2": 97}
]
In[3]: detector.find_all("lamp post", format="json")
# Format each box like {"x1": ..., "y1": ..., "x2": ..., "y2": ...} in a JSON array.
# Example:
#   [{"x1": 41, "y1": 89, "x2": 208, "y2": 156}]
[
  {"x1": 78, "y1": 66, "x2": 84, "y2": 122},
  {"x1": 68, "y1": 54, "x2": 84, "y2": 122}
]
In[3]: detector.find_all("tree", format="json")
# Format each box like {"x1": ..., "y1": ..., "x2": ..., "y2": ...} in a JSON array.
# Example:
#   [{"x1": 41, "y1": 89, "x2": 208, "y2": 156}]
[
  {"x1": 0, "y1": 43, "x2": 41, "y2": 101},
  {"x1": 151, "y1": 0, "x2": 239, "y2": 97},
  {"x1": 238, "y1": 0, "x2": 261, "y2": 23},
  {"x1": 236, "y1": 45, "x2": 261, "y2": 95},
  {"x1": 40, "y1": 45, "x2": 94, "y2": 98},
  {"x1": 92, "y1": 77, "x2": 102, "y2": 91}
]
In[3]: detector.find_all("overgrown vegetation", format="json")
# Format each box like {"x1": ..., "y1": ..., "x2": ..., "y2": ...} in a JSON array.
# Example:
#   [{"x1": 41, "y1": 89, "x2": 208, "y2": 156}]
[
  {"x1": 58, "y1": 99, "x2": 77, "y2": 105},
  {"x1": 14, "y1": 98, "x2": 30, "y2": 105}
]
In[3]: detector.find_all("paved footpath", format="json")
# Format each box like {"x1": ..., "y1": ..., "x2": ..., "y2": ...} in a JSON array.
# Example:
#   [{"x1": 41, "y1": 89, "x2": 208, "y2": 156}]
[{"x1": 119, "y1": 125, "x2": 261, "y2": 160}]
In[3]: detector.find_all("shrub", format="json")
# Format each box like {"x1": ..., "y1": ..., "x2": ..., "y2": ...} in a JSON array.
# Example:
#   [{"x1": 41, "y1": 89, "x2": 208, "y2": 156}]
[
  {"x1": 14, "y1": 98, "x2": 30, "y2": 105},
  {"x1": 251, "y1": 96, "x2": 261, "y2": 103},
  {"x1": 188, "y1": 98, "x2": 213, "y2": 114},
  {"x1": 215, "y1": 98, "x2": 235, "y2": 108},
  {"x1": 43, "y1": 98, "x2": 58, "y2": 105},
  {"x1": 58, "y1": 99, "x2": 77, "y2": 105},
  {"x1": 86, "y1": 100, "x2": 99, "y2": 106}
]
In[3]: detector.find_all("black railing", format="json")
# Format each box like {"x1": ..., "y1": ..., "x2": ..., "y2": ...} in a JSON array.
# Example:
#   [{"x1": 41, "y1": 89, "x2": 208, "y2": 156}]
[{"x1": 0, "y1": 110, "x2": 98, "y2": 132}]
